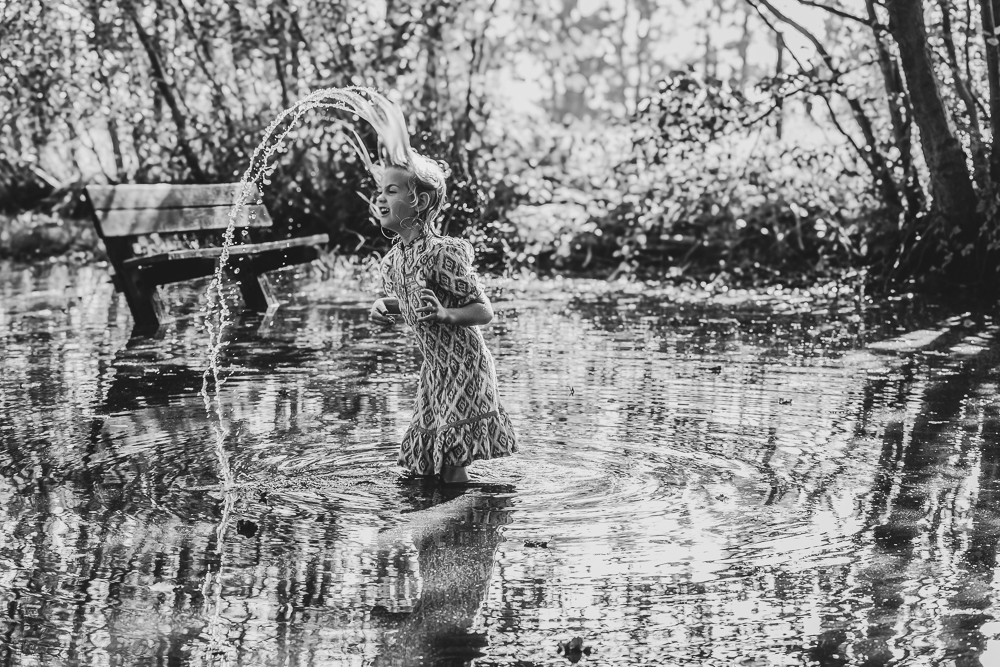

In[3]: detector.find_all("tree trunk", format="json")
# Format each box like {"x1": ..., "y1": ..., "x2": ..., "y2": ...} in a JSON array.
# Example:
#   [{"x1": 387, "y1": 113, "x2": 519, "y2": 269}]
[
  {"x1": 939, "y1": 0, "x2": 989, "y2": 189},
  {"x1": 884, "y1": 0, "x2": 979, "y2": 237},
  {"x1": 866, "y1": 0, "x2": 922, "y2": 217},
  {"x1": 980, "y1": 0, "x2": 1000, "y2": 179}
]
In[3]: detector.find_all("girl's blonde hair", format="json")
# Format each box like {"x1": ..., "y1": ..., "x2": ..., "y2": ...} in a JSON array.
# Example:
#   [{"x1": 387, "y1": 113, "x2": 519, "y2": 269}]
[{"x1": 344, "y1": 89, "x2": 449, "y2": 229}]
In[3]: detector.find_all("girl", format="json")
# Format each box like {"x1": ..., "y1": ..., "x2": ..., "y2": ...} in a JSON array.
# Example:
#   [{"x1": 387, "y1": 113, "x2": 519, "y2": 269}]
[{"x1": 348, "y1": 90, "x2": 517, "y2": 484}]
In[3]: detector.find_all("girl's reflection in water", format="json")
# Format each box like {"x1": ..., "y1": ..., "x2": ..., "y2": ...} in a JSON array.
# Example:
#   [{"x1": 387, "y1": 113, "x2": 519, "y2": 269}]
[{"x1": 370, "y1": 479, "x2": 512, "y2": 666}]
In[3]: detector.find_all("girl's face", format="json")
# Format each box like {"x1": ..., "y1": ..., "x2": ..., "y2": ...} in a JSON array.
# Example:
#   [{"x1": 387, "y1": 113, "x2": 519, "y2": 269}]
[{"x1": 375, "y1": 167, "x2": 423, "y2": 235}]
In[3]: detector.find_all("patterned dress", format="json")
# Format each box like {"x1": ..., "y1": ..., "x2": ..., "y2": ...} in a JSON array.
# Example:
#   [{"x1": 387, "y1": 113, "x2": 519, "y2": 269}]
[{"x1": 380, "y1": 232, "x2": 518, "y2": 475}]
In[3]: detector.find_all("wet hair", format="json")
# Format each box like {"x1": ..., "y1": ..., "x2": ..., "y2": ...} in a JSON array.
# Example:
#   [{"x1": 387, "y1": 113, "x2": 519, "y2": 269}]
[
  {"x1": 393, "y1": 157, "x2": 450, "y2": 227},
  {"x1": 343, "y1": 89, "x2": 450, "y2": 230}
]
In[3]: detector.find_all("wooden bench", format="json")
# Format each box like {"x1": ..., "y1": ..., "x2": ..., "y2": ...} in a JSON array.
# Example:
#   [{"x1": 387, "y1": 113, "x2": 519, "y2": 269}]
[{"x1": 84, "y1": 182, "x2": 328, "y2": 331}]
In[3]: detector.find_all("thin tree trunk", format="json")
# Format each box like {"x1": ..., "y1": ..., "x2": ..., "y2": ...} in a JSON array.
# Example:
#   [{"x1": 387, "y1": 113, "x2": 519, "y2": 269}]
[
  {"x1": 737, "y1": 9, "x2": 752, "y2": 89},
  {"x1": 176, "y1": 0, "x2": 235, "y2": 136},
  {"x1": 938, "y1": 0, "x2": 989, "y2": 188},
  {"x1": 980, "y1": 0, "x2": 1000, "y2": 178},
  {"x1": 635, "y1": 0, "x2": 653, "y2": 112},
  {"x1": 966, "y1": 0, "x2": 976, "y2": 85},
  {"x1": 122, "y1": 0, "x2": 205, "y2": 182},
  {"x1": 866, "y1": 0, "x2": 922, "y2": 216},
  {"x1": 420, "y1": 3, "x2": 443, "y2": 137},
  {"x1": 885, "y1": 0, "x2": 979, "y2": 234},
  {"x1": 86, "y1": 0, "x2": 125, "y2": 181},
  {"x1": 106, "y1": 118, "x2": 125, "y2": 179},
  {"x1": 268, "y1": 7, "x2": 290, "y2": 109},
  {"x1": 775, "y1": 32, "x2": 784, "y2": 139},
  {"x1": 703, "y1": 17, "x2": 717, "y2": 80}
]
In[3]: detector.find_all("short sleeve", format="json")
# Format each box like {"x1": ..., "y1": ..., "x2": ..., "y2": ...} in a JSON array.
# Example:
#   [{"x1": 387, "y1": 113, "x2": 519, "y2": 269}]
[{"x1": 429, "y1": 238, "x2": 484, "y2": 307}]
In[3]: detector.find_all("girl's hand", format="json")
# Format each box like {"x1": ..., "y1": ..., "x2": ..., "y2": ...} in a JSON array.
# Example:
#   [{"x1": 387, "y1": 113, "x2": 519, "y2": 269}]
[
  {"x1": 415, "y1": 289, "x2": 450, "y2": 324},
  {"x1": 370, "y1": 298, "x2": 396, "y2": 325}
]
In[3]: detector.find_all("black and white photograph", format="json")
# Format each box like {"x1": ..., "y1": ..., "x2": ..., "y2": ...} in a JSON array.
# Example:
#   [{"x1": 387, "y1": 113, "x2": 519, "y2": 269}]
[{"x1": 3, "y1": 0, "x2": 1000, "y2": 665}]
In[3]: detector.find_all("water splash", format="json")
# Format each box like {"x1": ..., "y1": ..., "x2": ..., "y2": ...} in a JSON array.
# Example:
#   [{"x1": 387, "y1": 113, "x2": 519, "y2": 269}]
[
  {"x1": 195, "y1": 486, "x2": 239, "y2": 667},
  {"x1": 194, "y1": 86, "x2": 398, "y2": 666},
  {"x1": 200, "y1": 86, "x2": 404, "y2": 394},
  {"x1": 199, "y1": 86, "x2": 399, "y2": 468}
]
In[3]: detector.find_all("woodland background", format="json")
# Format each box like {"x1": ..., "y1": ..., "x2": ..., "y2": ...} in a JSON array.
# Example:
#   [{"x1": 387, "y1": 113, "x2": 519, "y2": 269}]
[{"x1": 5, "y1": 0, "x2": 1000, "y2": 293}]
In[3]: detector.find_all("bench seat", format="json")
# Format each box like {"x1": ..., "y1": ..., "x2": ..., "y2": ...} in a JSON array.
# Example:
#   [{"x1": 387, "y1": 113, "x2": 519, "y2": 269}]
[{"x1": 122, "y1": 233, "x2": 329, "y2": 272}]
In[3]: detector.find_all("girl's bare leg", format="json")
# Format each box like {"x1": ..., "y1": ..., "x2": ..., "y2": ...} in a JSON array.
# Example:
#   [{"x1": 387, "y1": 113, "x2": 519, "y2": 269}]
[{"x1": 441, "y1": 465, "x2": 470, "y2": 484}]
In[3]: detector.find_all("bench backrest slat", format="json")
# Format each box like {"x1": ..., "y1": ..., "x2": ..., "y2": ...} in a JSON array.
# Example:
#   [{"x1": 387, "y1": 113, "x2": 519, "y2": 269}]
[
  {"x1": 95, "y1": 204, "x2": 272, "y2": 237},
  {"x1": 86, "y1": 183, "x2": 273, "y2": 237},
  {"x1": 87, "y1": 183, "x2": 259, "y2": 210}
]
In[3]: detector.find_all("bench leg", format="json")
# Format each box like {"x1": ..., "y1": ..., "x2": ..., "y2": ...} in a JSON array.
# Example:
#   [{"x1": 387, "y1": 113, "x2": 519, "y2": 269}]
[
  {"x1": 115, "y1": 268, "x2": 165, "y2": 332},
  {"x1": 236, "y1": 273, "x2": 279, "y2": 312}
]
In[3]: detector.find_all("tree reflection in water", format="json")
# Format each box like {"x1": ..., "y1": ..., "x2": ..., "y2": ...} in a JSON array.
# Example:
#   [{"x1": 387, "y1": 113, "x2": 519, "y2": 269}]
[{"x1": 4, "y1": 264, "x2": 1000, "y2": 665}]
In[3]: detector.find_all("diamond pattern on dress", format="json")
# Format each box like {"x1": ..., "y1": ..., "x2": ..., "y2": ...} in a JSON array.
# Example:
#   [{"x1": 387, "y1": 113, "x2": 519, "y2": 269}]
[{"x1": 380, "y1": 234, "x2": 518, "y2": 475}]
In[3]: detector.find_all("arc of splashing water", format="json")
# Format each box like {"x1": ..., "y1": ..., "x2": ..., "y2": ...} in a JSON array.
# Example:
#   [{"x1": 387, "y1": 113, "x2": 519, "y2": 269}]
[
  {"x1": 201, "y1": 85, "x2": 402, "y2": 485},
  {"x1": 201, "y1": 86, "x2": 407, "y2": 390},
  {"x1": 200, "y1": 87, "x2": 401, "y2": 510},
  {"x1": 195, "y1": 87, "x2": 400, "y2": 667}
]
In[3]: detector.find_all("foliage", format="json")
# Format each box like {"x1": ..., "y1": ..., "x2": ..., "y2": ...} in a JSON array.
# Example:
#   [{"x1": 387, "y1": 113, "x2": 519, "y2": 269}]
[
  {"x1": 0, "y1": 212, "x2": 101, "y2": 261},
  {"x1": 473, "y1": 70, "x2": 879, "y2": 285},
  {"x1": 614, "y1": 72, "x2": 876, "y2": 278},
  {"x1": 6, "y1": 0, "x2": 1000, "y2": 293},
  {"x1": 1, "y1": 0, "x2": 503, "y2": 257}
]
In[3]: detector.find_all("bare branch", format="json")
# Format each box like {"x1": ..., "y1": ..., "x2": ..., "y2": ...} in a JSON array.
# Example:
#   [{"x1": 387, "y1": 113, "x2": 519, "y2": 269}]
[
  {"x1": 747, "y1": 0, "x2": 901, "y2": 208},
  {"x1": 816, "y1": 93, "x2": 867, "y2": 164},
  {"x1": 744, "y1": 0, "x2": 810, "y2": 72},
  {"x1": 756, "y1": 0, "x2": 835, "y2": 65},
  {"x1": 794, "y1": 0, "x2": 883, "y2": 30}
]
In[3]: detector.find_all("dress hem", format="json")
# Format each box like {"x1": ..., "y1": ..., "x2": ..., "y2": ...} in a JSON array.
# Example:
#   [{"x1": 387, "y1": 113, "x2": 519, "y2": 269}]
[
  {"x1": 397, "y1": 409, "x2": 518, "y2": 475},
  {"x1": 412, "y1": 410, "x2": 499, "y2": 434}
]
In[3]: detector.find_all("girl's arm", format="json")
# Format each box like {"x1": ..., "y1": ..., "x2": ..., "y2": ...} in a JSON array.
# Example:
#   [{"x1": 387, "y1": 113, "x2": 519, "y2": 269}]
[
  {"x1": 416, "y1": 289, "x2": 493, "y2": 326},
  {"x1": 370, "y1": 296, "x2": 401, "y2": 325}
]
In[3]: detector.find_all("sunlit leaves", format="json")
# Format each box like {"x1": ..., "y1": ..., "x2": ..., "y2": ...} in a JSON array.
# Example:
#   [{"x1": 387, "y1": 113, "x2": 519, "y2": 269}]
[
  {"x1": 6, "y1": 0, "x2": 986, "y2": 286},
  {"x1": 615, "y1": 71, "x2": 873, "y2": 278}
]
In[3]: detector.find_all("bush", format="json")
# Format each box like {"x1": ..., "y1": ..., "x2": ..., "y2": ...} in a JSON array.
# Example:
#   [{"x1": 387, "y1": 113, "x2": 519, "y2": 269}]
[
  {"x1": 0, "y1": 211, "x2": 103, "y2": 261},
  {"x1": 465, "y1": 73, "x2": 880, "y2": 284}
]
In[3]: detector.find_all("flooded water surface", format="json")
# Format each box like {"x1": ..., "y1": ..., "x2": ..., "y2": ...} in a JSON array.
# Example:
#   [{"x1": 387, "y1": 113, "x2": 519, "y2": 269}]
[{"x1": 2, "y1": 261, "x2": 1000, "y2": 666}]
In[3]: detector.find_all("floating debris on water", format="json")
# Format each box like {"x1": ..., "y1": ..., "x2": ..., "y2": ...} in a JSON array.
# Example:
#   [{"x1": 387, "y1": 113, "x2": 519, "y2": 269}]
[{"x1": 557, "y1": 636, "x2": 593, "y2": 662}]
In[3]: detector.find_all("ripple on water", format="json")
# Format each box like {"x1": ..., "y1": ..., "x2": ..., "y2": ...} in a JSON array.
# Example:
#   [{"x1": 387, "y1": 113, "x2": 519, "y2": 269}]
[{"x1": 3, "y1": 266, "x2": 1000, "y2": 665}]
